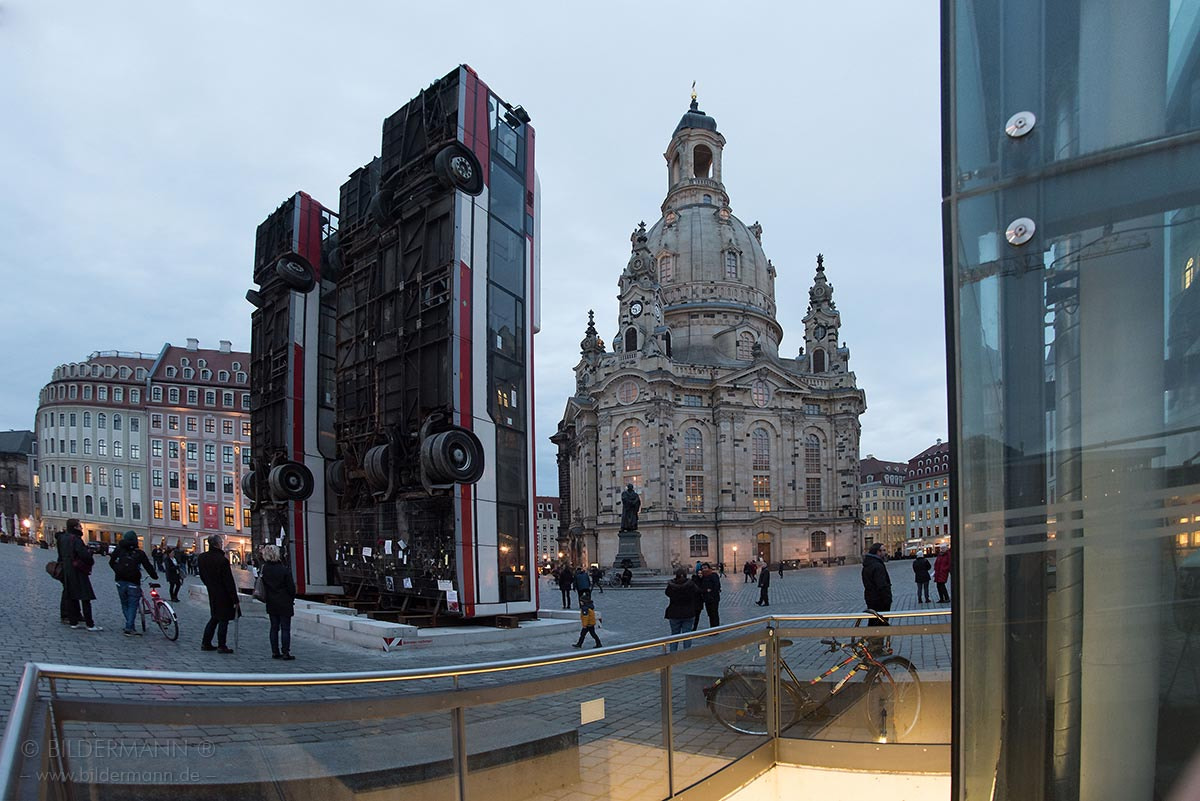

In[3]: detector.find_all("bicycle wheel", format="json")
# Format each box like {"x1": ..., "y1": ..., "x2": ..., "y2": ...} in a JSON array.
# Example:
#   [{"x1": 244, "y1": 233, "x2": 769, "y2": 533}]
[
  {"x1": 863, "y1": 656, "x2": 922, "y2": 741},
  {"x1": 154, "y1": 600, "x2": 179, "y2": 641},
  {"x1": 709, "y1": 673, "x2": 805, "y2": 735}
]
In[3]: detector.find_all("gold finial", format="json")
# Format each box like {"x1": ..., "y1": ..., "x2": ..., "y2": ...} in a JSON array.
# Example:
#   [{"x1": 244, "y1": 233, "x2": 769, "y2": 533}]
[{"x1": 691, "y1": 81, "x2": 697, "y2": 102}]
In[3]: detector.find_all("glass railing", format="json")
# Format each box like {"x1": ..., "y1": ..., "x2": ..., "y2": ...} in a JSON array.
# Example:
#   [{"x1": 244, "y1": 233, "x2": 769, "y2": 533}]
[{"x1": 0, "y1": 611, "x2": 949, "y2": 800}]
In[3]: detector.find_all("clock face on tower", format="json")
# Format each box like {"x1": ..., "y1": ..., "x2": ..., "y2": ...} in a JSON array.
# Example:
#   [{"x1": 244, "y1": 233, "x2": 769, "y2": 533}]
[
  {"x1": 814, "y1": 324, "x2": 827, "y2": 340},
  {"x1": 630, "y1": 301, "x2": 644, "y2": 318}
]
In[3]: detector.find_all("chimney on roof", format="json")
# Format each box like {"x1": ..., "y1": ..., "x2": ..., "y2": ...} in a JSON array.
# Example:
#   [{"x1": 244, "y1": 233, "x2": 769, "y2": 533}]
[
  {"x1": 186, "y1": 338, "x2": 199, "y2": 351},
  {"x1": 219, "y1": 340, "x2": 232, "y2": 353},
  {"x1": 936, "y1": 438, "x2": 943, "y2": 444}
]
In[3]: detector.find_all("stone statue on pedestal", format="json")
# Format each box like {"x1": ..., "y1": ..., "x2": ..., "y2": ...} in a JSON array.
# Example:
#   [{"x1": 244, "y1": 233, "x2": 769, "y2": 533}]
[{"x1": 620, "y1": 484, "x2": 641, "y2": 531}]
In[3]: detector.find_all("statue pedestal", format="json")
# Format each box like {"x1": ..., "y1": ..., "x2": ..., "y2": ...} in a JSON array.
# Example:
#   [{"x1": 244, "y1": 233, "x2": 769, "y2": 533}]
[{"x1": 613, "y1": 528, "x2": 647, "y2": 569}]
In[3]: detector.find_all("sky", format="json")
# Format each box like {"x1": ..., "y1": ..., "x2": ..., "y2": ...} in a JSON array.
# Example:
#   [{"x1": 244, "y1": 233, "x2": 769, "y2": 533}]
[{"x1": 0, "y1": 1, "x2": 947, "y2": 494}]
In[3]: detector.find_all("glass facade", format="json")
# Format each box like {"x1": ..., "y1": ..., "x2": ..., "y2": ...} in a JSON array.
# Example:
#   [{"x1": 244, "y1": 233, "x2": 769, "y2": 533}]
[{"x1": 945, "y1": 1, "x2": 1200, "y2": 799}]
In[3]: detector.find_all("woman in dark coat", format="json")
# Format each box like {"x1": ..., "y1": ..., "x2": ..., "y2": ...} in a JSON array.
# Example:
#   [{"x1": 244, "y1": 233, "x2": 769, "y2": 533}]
[
  {"x1": 57, "y1": 519, "x2": 99, "y2": 630},
  {"x1": 259, "y1": 544, "x2": 296, "y2": 660},
  {"x1": 664, "y1": 568, "x2": 702, "y2": 652},
  {"x1": 165, "y1": 548, "x2": 184, "y2": 602},
  {"x1": 556, "y1": 565, "x2": 574, "y2": 609},
  {"x1": 912, "y1": 551, "x2": 933, "y2": 603},
  {"x1": 198, "y1": 534, "x2": 240, "y2": 653}
]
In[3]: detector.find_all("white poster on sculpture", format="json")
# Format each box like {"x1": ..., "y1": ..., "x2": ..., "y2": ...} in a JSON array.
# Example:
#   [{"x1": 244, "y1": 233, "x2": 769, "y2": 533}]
[
  {"x1": 362, "y1": 547, "x2": 373, "y2": 558},
  {"x1": 384, "y1": 540, "x2": 393, "y2": 555},
  {"x1": 437, "y1": 579, "x2": 453, "y2": 591},
  {"x1": 446, "y1": 590, "x2": 460, "y2": 612}
]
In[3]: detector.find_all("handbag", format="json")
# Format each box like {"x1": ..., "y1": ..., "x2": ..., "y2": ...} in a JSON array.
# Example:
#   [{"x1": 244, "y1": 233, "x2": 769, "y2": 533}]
[
  {"x1": 252, "y1": 577, "x2": 267, "y2": 603},
  {"x1": 46, "y1": 560, "x2": 63, "y2": 581}
]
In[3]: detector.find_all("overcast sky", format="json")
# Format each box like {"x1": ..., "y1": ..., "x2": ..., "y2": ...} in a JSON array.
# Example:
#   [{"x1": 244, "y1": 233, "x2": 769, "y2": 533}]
[{"x1": 0, "y1": 1, "x2": 946, "y2": 494}]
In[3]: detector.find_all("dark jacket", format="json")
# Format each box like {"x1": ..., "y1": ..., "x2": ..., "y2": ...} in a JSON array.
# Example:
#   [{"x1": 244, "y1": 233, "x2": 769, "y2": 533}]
[
  {"x1": 757, "y1": 569, "x2": 771, "y2": 589},
  {"x1": 862, "y1": 552, "x2": 893, "y2": 610},
  {"x1": 664, "y1": 578, "x2": 702, "y2": 619},
  {"x1": 164, "y1": 553, "x2": 181, "y2": 582},
  {"x1": 198, "y1": 549, "x2": 240, "y2": 621},
  {"x1": 573, "y1": 570, "x2": 591, "y2": 593},
  {"x1": 556, "y1": 568, "x2": 574, "y2": 590},
  {"x1": 699, "y1": 571, "x2": 721, "y2": 602},
  {"x1": 260, "y1": 561, "x2": 296, "y2": 617},
  {"x1": 913, "y1": 556, "x2": 932, "y2": 582},
  {"x1": 57, "y1": 530, "x2": 96, "y2": 602},
  {"x1": 109, "y1": 542, "x2": 158, "y2": 584}
]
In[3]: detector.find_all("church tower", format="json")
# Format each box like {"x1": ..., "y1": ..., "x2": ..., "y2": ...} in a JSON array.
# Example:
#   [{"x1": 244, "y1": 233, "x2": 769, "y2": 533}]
[{"x1": 555, "y1": 95, "x2": 866, "y2": 573}]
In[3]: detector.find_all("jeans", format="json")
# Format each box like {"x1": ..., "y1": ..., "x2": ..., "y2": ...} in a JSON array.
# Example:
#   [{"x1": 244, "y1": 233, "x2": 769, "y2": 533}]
[
  {"x1": 668, "y1": 617, "x2": 695, "y2": 652},
  {"x1": 116, "y1": 581, "x2": 142, "y2": 632},
  {"x1": 168, "y1": 575, "x2": 183, "y2": 600},
  {"x1": 203, "y1": 618, "x2": 230, "y2": 648},
  {"x1": 269, "y1": 613, "x2": 292, "y2": 656},
  {"x1": 916, "y1": 579, "x2": 931, "y2": 602}
]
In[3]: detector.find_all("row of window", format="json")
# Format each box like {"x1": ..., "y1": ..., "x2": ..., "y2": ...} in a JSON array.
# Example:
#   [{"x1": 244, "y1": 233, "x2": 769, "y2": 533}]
[
  {"x1": 162, "y1": 365, "x2": 245, "y2": 384},
  {"x1": 44, "y1": 465, "x2": 141, "y2": 489},
  {"x1": 149, "y1": 414, "x2": 249, "y2": 437},
  {"x1": 149, "y1": 500, "x2": 249, "y2": 527},
  {"x1": 149, "y1": 440, "x2": 244, "y2": 464},
  {"x1": 913, "y1": 525, "x2": 950, "y2": 538},
  {"x1": 150, "y1": 471, "x2": 240, "y2": 493},
  {"x1": 44, "y1": 412, "x2": 140, "y2": 431},
  {"x1": 151, "y1": 386, "x2": 249, "y2": 409},
  {"x1": 866, "y1": 515, "x2": 906, "y2": 527},
  {"x1": 655, "y1": 251, "x2": 741, "y2": 284},
  {"x1": 910, "y1": 491, "x2": 949, "y2": 506},
  {"x1": 864, "y1": 500, "x2": 903, "y2": 512},
  {"x1": 686, "y1": 531, "x2": 830, "y2": 558},
  {"x1": 43, "y1": 384, "x2": 142, "y2": 404},
  {"x1": 907, "y1": 477, "x2": 949, "y2": 491},
  {"x1": 910, "y1": 507, "x2": 948, "y2": 521},
  {"x1": 44, "y1": 437, "x2": 140, "y2": 459},
  {"x1": 47, "y1": 493, "x2": 139, "y2": 520}
]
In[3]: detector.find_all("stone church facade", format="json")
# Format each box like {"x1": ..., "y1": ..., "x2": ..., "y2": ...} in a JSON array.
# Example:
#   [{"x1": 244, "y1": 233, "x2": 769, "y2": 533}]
[{"x1": 552, "y1": 98, "x2": 866, "y2": 572}]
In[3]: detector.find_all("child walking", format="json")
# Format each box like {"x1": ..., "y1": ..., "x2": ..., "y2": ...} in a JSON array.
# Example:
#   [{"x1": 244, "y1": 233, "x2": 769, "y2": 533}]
[{"x1": 573, "y1": 591, "x2": 603, "y2": 648}]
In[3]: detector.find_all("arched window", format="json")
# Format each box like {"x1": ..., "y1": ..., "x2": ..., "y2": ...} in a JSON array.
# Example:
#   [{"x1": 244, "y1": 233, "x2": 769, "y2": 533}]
[
  {"x1": 752, "y1": 428, "x2": 771, "y2": 512},
  {"x1": 114, "y1": 498, "x2": 124, "y2": 518},
  {"x1": 737, "y1": 332, "x2": 755, "y2": 360},
  {"x1": 624, "y1": 327, "x2": 638, "y2": 353},
  {"x1": 97, "y1": 413, "x2": 107, "y2": 429},
  {"x1": 83, "y1": 412, "x2": 91, "y2": 427},
  {"x1": 812, "y1": 348, "x2": 826, "y2": 373},
  {"x1": 689, "y1": 534, "x2": 709, "y2": 557},
  {"x1": 693, "y1": 145, "x2": 713, "y2": 178},
  {"x1": 659, "y1": 255, "x2": 673, "y2": 282},
  {"x1": 84, "y1": 495, "x2": 94, "y2": 515},
  {"x1": 112, "y1": 414, "x2": 121, "y2": 431},
  {"x1": 683, "y1": 428, "x2": 703, "y2": 470},
  {"x1": 622, "y1": 426, "x2": 642, "y2": 475},
  {"x1": 805, "y1": 435, "x2": 821, "y2": 473},
  {"x1": 725, "y1": 251, "x2": 738, "y2": 279},
  {"x1": 664, "y1": 331, "x2": 672, "y2": 357},
  {"x1": 810, "y1": 531, "x2": 828, "y2": 552},
  {"x1": 702, "y1": 194, "x2": 713, "y2": 204},
  {"x1": 99, "y1": 497, "x2": 108, "y2": 517},
  {"x1": 83, "y1": 438, "x2": 91, "y2": 455},
  {"x1": 671, "y1": 152, "x2": 681, "y2": 184}
]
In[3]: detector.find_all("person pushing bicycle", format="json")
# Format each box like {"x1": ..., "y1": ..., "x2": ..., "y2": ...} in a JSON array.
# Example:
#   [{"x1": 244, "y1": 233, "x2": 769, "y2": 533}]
[{"x1": 109, "y1": 530, "x2": 158, "y2": 636}]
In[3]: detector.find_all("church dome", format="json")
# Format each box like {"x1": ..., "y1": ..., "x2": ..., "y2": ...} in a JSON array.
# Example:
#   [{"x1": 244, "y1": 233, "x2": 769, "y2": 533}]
[{"x1": 674, "y1": 98, "x2": 718, "y2": 134}]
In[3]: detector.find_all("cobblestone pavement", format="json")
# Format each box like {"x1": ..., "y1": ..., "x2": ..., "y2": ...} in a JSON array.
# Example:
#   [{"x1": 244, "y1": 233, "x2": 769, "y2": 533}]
[{"x1": 2, "y1": 542, "x2": 951, "y2": 794}]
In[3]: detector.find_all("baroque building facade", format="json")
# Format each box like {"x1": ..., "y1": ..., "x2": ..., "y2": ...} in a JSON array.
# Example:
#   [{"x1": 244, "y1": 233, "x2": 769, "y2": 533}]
[{"x1": 553, "y1": 99, "x2": 866, "y2": 572}]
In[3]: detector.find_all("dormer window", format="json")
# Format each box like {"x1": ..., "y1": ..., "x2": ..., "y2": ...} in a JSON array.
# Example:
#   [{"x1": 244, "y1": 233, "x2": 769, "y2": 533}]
[
  {"x1": 725, "y1": 251, "x2": 738, "y2": 280},
  {"x1": 659, "y1": 255, "x2": 674, "y2": 282},
  {"x1": 703, "y1": 194, "x2": 713, "y2": 204},
  {"x1": 737, "y1": 332, "x2": 755, "y2": 360},
  {"x1": 165, "y1": 366, "x2": 177, "y2": 378}
]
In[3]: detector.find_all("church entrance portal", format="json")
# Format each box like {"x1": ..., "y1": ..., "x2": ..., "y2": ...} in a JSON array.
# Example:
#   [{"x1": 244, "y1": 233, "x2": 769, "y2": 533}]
[{"x1": 756, "y1": 532, "x2": 771, "y2": 565}]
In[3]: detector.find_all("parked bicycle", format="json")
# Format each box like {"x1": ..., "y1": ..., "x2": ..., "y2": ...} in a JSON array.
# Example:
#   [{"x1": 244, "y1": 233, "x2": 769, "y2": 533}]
[
  {"x1": 139, "y1": 581, "x2": 179, "y2": 641},
  {"x1": 705, "y1": 611, "x2": 921, "y2": 741}
]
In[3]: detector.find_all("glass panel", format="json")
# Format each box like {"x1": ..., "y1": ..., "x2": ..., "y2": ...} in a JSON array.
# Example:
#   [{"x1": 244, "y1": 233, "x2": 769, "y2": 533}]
[
  {"x1": 488, "y1": 285, "x2": 524, "y2": 361},
  {"x1": 489, "y1": 164, "x2": 525, "y2": 237}
]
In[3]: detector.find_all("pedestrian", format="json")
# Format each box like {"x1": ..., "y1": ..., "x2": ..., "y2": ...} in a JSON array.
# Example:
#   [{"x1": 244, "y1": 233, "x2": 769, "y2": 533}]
[
  {"x1": 165, "y1": 548, "x2": 184, "y2": 602},
  {"x1": 778, "y1": 561, "x2": 784, "y2": 579},
  {"x1": 52, "y1": 529, "x2": 72, "y2": 625},
  {"x1": 698, "y1": 562, "x2": 721, "y2": 627},
  {"x1": 664, "y1": 567, "x2": 702, "y2": 652},
  {"x1": 934, "y1": 546, "x2": 952, "y2": 603},
  {"x1": 589, "y1": 564, "x2": 605, "y2": 594},
  {"x1": 756, "y1": 563, "x2": 771, "y2": 606},
  {"x1": 718, "y1": 561, "x2": 725, "y2": 577},
  {"x1": 57, "y1": 519, "x2": 101, "y2": 631},
  {"x1": 198, "y1": 534, "x2": 240, "y2": 654},
  {"x1": 572, "y1": 590, "x2": 602, "y2": 648},
  {"x1": 743, "y1": 561, "x2": 753, "y2": 583},
  {"x1": 556, "y1": 565, "x2": 574, "y2": 609},
  {"x1": 109, "y1": 530, "x2": 158, "y2": 635},
  {"x1": 573, "y1": 566, "x2": 592, "y2": 598},
  {"x1": 861, "y1": 542, "x2": 893, "y2": 626},
  {"x1": 621, "y1": 565, "x2": 633, "y2": 587},
  {"x1": 260, "y1": 544, "x2": 296, "y2": 660},
  {"x1": 151, "y1": 545, "x2": 164, "y2": 573},
  {"x1": 913, "y1": 550, "x2": 933, "y2": 603}
]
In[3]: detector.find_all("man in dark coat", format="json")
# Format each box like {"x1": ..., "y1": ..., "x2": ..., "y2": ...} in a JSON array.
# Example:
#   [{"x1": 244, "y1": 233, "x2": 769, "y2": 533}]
[
  {"x1": 198, "y1": 535, "x2": 240, "y2": 653},
  {"x1": 57, "y1": 519, "x2": 100, "y2": 631},
  {"x1": 664, "y1": 568, "x2": 702, "y2": 652},
  {"x1": 698, "y1": 563, "x2": 722, "y2": 627},
  {"x1": 912, "y1": 551, "x2": 933, "y2": 603},
  {"x1": 861, "y1": 542, "x2": 893, "y2": 626},
  {"x1": 556, "y1": 565, "x2": 574, "y2": 609},
  {"x1": 755, "y1": 563, "x2": 771, "y2": 606}
]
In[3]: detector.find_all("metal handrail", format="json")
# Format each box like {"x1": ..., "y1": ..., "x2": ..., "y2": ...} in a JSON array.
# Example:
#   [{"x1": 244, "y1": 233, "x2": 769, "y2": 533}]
[{"x1": 0, "y1": 609, "x2": 950, "y2": 799}]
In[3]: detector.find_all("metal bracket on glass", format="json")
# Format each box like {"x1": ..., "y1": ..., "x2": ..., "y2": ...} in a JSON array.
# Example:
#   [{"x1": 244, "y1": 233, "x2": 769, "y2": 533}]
[
  {"x1": 1005, "y1": 111, "x2": 1036, "y2": 138},
  {"x1": 1005, "y1": 218, "x2": 1036, "y2": 246}
]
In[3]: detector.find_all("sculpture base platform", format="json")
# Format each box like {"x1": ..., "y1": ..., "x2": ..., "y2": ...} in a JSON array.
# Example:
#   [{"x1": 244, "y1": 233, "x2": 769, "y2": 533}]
[{"x1": 613, "y1": 529, "x2": 647, "y2": 569}]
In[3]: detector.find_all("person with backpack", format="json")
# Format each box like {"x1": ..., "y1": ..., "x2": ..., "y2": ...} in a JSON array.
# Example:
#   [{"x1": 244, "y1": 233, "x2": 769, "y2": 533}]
[{"x1": 109, "y1": 530, "x2": 158, "y2": 636}]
